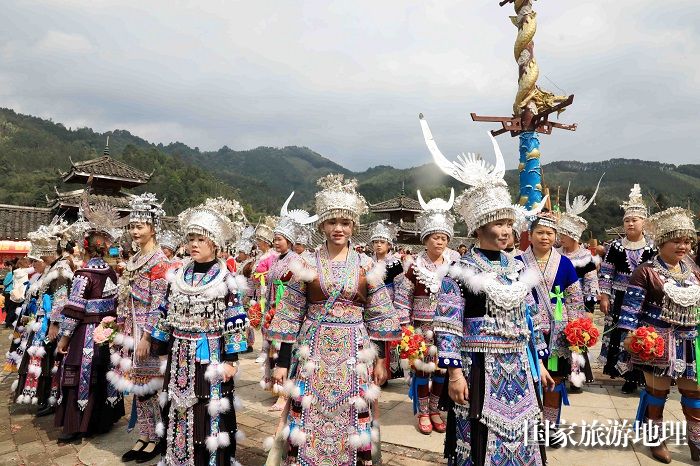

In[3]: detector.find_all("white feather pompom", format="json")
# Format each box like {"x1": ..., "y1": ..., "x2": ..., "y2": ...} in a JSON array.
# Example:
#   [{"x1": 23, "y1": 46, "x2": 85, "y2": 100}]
[
  {"x1": 262, "y1": 436, "x2": 275, "y2": 451},
  {"x1": 155, "y1": 421, "x2": 165, "y2": 437},
  {"x1": 35, "y1": 346, "x2": 46, "y2": 358},
  {"x1": 122, "y1": 336, "x2": 135, "y2": 350},
  {"x1": 48, "y1": 396, "x2": 57, "y2": 407},
  {"x1": 303, "y1": 360, "x2": 317, "y2": 374},
  {"x1": 571, "y1": 352, "x2": 586, "y2": 368},
  {"x1": 570, "y1": 371, "x2": 586, "y2": 388},
  {"x1": 217, "y1": 431, "x2": 230, "y2": 448},
  {"x1": 424, "y1": 330, "x2": 434, "y2": 340},
  {"x1": 51, "y1": 365, "x2": 58, "y2": 375},
  {"x1": 232, "y1": 395, "x2": 243, "y2": 411},
  {"x1": 10, "y1": 380, "x2": 18, "y2": 392},
  {"x1": 358, "y1": 345, "x2": 378, "y2": 364},
  {"x1": 235, "y1": 430, "x2": 246, "y2": 442},
  {"x1": 363, "y1": 384, "x2": 381, "y2": 402},
  {"x1": 119, "y1": 357, "x2": 132, "y2": 372},
  {"x1": 352, "y1": 396, "x2": 368, "y2": 412},
  {"x1": 159, "y1": 391, "x2": 169, "y2": 408},
  {"x1": 519, "y1": 267, "x2": 540, "y2": 288},
  {"x1": 348, "y1": 433, "x2": 362, "y2": 449},
  {"x1": 289, "y1": 427, "x2": 307, "y2": 446},
  {"x1": 113, "y1": 333, "x2": 125, "y2": 346},
  {"x1": 355, "y1": 362, "x2": 368, "y2": 377},
  {"x1": 160, "y1": 359, "x2": 168, "y2": 375},
  {"x1": 301, "y1": 394, "x2": 315, "y2": 410},
  {"x1": 364, "y1": 261, "x2": 386, "y2": 287},
  {"x1": 110, "y1": 352, "x2": 122, "y2": 366},
  {"x1": 281, "y1": 424, "x2": 291, "y2": 440},
  {"x1": 428, "y1": 345, "x2": 438, "y2": 356},
  {"x1": 205, "y1": 434, "x2": 219, "y2": 452},
  {"x1": 297, "y1": 344, "x2": 311, "y2": 360}
]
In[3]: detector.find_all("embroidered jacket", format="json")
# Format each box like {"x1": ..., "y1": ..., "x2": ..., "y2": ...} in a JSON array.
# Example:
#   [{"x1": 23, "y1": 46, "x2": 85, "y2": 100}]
[{"x1": 599, "y1": 238, "x2": 656, "y2": 297}]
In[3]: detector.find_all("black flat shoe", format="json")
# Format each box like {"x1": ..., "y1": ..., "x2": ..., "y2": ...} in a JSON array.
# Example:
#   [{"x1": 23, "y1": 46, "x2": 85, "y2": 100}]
[
  {"x1": 568, "y1": 385, "x2": 583, "y2": 394},
  {"x1": 57, "y1": 432, "x2": 82, "y2": 444},
  {"x1": 621, "y1": 380, "x2": 637, "y2": 394},
  {"x1": 122, "y1": 440, "x2": 148, "y2": 462},
  {"x1": 135, "y1": 441, "x2": 162, "y2": 463},
  {"x1": 35, "y1": 405, "x2": 55, "y2": 417}
]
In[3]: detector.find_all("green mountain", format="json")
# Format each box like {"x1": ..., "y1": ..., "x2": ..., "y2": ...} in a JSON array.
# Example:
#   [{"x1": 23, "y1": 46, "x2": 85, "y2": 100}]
[{"x1": 0, "y1": 107, "x2": 698, "y2": 240}]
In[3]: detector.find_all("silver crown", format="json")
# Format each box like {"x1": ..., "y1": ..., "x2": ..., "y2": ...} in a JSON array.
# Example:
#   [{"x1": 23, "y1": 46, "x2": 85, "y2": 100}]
[
  {"x1": 419, "y1": 114, "x2": 545, "y2": 235},
  {"x1": 274, "y1": 192, "x2": 319, "y2": 245},
  {"x1": 415, "y1": 189, "x2": 456, "y2": 242},
  {"x1": 295, "y1": 230, "x2": 313, "y2": 247},
  {"x1": 254, "y1": 216, "x2": 277, "y2": 245},
  {"x1": 557, "y1": 175, "x2": 604, "y2": 242},
  {"x1": 646, "y1": 207, "x2": 696, "y2": 246},
  {"x1": 369, "y1": 220, "x2": 399, "y2": 244},
  {"x1": 129, "y1": 192, "x2": 165, "y2": 229},
  {"x1": 233, "y1": 225, "x2": 256, "y2": 255},
  {"x1": 621, "y1": 184, "x2": 648, "y2": 220},
  {"x1": 27, "y1": 216, "x2": 70, "y2": 258},
  {"x1": 314, "y1": 174, "x2": 368, "y2": 226},
  {"x1": 178, "y1": 197, "x2": 245, "y2": 249},
  {"x1": 159, "y1": 230, "x2": 182, "y2": 253}
]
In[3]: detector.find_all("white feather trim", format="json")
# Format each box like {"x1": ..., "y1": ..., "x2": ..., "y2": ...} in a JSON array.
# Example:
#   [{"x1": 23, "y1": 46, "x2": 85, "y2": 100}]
[
  {"x1": 205, "y1": 435, "x2": 219, "y2": 453},
  {"x1": 281, "y1": 424, "x2": 291, "y2": 440},
  {"x1": 35, "y1": 345, "x2": 47, "y2": 356},
  {"x1": 122, "y1": 336, "x2": 135, "y2": 350},
  {"x1": 355, "y1": 362, "x2": 368, "y2": 377},
  {"x1": 119, "y1": 357, "x2": 132, "y2": 371},
  {"x1": 113, "y1": 333, "x2": 125, "y2": 346},
  {"x1": 371, "y1": 426, "x2": 380, "y2": 443},
  {"x1": 289, "y1": 427, "x2": 307, "y2": 446},
  {"x1": 519, "y1": 267, "x2": 541, "y2": 289},
  {"x1": 358, "y1": 431, "x2": 371, "y2": 447},
  {"x1": 301, "y1": 394, "x2": 315, "y2": 410},
  {"x1": 348, "y1": 433, "x2": 362, "y2": 449},
  {"x1": 159, "y1": 390, "x2": 169, "y2": 408},
  {"x1": 225, "y1": 274, "x2": 239, "y2": 294},
  {"x1": 363, "y1": 384, "x2": 381, "y2": 402},
  {"x1": 288, "y1": 259, "x2": 317, "y2": 282},
  {"x1": 297, "y1": 344, "x2": 311, "y2": 360},
  {"x1": 357, "y1": 345, "x2": 378, "y2": 364},
  {"x1": 232, "y1": 395, "x2": 243, "y2": 411},
  {"x1": 110, "y1": 352, "x2": 122, "y2": 366},
  {"x1": 571, "y1": 352, "x2": 586, "y2": 368},
  {"x1": 155, "y1": 421, "x2": 165, "y2": 437},
  {"x1": 235, "y1": 430, "x2": 245, "y2": 442},
  {"x1": 160, "y1": 359, "x2": 168, "y2": 375},
  {"x1": 218, "y1": 431, "x2": 231, "y2": 448},
  {"x1": 303, "y1": 360, "x2": 317, "y2": 374},
  {"x1": 262, "y1": 436, "x2": 275, "y2": 451},
  {"x1": 31, "y1": 397, "x2": 38, "y2": 405},
  {"x1": 165, "y1": 267, "x2": 177, "y2": 284},
  {"x1": 570, "y1": 371, "x2": 586, "y2": 388},
  {"x1": 352, "y1": 396, "x2": 368, "y2": 411},
  {"x1": 364, "y1": 261, "x2": 386, "y2": 287}
]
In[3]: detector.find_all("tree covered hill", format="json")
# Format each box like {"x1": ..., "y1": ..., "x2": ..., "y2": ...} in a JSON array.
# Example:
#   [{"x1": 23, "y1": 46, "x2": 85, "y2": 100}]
[{"x1": 0, "y1": 107, "x2": 697, "y2": 240}]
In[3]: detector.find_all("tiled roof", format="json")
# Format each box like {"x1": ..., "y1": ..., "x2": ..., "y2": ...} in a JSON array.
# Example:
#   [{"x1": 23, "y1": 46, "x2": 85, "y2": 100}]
[
  {"x1": 63, "y1": 156, "x2": 151, "y2": 186},
  {"x1": 0, "y1": 204, "x2": 53, "y2": 241},
  {"x1": 370, "y1": 195, "x2": 422, "y2": 213},
  {"x1": 51, "y1": 189, "x2": 133, "y2": 210}
]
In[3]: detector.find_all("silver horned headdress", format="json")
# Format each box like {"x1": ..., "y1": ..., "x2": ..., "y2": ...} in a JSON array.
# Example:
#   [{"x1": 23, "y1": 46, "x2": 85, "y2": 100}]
[
  {"x1": 416, "y1": 189, "x2": 456, "y2": 242},
  {"x1": 621, "y1": 183, "x2": 647, "y2": 220},
  {"x1": 274, "y1": 192, "x2": 319, "y2": 245},
  {"x1": 129, "y1": 192, "x2": 165, "y2": 229},
  {"x1": 27, "y1": 216, "x2": 71, "y2": 258},
  {"x1": 419, "y1": 114, "x2": 546, "y2": 235},
  {"x1": 314, "y1": 173, "x2": 368, "y2": 227},
  {"x1": 178, "y1": 197, "x2": 245, "y2": 249},
  {"x1": 369, "y1": 220, "x2": 399, "y2": 244},
  {"x1": 79, "y1": 190, "x2": 130, "y2": 241},
  {"x1": 557, "y1": 175, "x2": 604, "y2": 242}
]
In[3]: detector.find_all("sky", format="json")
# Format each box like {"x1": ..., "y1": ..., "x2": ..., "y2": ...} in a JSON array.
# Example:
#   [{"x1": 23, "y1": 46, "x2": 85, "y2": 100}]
[{"x1": 1, "y1": 0, "x2": 698, "y2": 171}]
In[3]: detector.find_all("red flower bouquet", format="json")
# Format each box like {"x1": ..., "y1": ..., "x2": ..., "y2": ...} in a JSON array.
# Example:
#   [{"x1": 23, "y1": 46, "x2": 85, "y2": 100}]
[
  {"x1": 564, "y1": 317, "x2": 600, "y2": 354},
  {"x1": 628, "y1": 326, "x2": 665, "y2": 362},
  {"x1": 397, "y1": 326, "x2": 427, "y2": 370},
  {"x1": 247, "y1": 301, "x2": 262, "y2": 329}
]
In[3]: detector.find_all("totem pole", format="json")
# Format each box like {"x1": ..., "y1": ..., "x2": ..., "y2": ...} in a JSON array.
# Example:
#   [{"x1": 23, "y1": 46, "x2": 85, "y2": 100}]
[{"x1": 471, "y1": 0, "x2": 576, "y2": 209}]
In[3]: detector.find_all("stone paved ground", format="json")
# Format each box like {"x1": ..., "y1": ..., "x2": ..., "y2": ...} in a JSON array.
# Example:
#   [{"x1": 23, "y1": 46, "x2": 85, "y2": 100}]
[{"x1": 2, "y1": 320, "x2": 699, "y2": 465}]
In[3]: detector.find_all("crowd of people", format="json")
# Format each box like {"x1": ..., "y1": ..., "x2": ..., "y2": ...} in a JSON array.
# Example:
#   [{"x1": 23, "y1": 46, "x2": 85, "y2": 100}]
[{"x1": 1, "y1": 121, "x2": 699, "y2": 466}]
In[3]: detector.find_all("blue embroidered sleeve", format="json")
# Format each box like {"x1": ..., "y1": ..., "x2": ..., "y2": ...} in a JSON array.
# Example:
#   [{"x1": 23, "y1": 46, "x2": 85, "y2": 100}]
[
  {"x1": 364, "y1": 281, "x2": 401, "y2": 341},
  {"x1": 434, "y1": 275, "x2": 465, "y2": 369},
  {"x1": 598, "y1": 244, "x2": 619, "y2": 296},
  {"x1": 59, "y1": 316, "x2": 79, "y2": 338},
  {"x1": 151, "y1": 287, "x2": 172, "y2": 343},
  {"x1": 619, "y1": 284, "x2": 646, "y2": 331}
]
